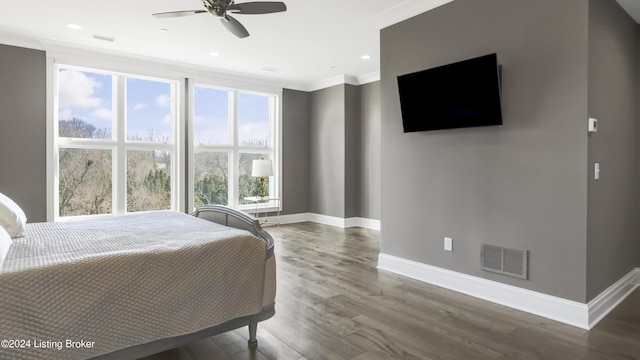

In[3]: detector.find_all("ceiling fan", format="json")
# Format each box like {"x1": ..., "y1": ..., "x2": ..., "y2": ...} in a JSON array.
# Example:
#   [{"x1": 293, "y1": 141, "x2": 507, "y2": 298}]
[{"x1": 153, "y1": 0, "x2": 287, "y2": 39}]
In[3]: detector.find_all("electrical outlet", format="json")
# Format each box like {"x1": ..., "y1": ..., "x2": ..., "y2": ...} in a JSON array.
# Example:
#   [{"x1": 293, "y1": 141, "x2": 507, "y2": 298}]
[{"x1": 444, "y1": 237, "x2": 453, "y2": 252}]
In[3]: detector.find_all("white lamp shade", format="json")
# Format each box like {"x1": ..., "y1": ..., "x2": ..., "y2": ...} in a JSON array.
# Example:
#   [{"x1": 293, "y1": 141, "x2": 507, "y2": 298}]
[{"x1": 251, "y1": 159, "x2": 273, "y2": 177}]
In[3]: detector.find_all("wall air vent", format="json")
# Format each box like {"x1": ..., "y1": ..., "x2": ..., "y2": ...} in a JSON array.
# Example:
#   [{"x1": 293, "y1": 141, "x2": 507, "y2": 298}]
[
  {"x1": 93, "y1": 35, "x2": 115, "y2": 42},
  {"x1": 481, "y1": 244, "x2": 528, "y2": 280}
]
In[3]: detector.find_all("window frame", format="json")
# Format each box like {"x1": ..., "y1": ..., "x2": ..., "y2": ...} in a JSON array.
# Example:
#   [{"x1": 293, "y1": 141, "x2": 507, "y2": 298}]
[
  {"x1": 50, "y1": 63, "x2": 182, "y2": 220},
  {"x1": 187, "y1": 81, "x2": 281, "y2": 213},
  {"x1": 46, "y1": 48, "x2": 282, "y2": 221}
]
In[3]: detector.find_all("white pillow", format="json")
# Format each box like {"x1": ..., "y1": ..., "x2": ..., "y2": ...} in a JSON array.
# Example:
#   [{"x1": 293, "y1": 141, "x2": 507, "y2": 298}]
[
  {"x1": 0, "y1": 193, "x2": 27, "y2": 238},
  {"x1": 0, "y1": 225, "x2": 12, "y2": 268}
]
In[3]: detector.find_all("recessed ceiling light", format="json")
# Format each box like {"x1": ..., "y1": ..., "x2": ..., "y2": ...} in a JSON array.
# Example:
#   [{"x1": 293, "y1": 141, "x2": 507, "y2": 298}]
[
  {"x1": 160, "y1": 28, "x2": 169, "y2": 32},
  {"x1": 67, "y1": 24, "x2": 83, "y2": 30},
  {"x1": 361, "y1": 55, "x2": 372, "y2": 60},
  {"x1": 209, "y1": 52, "x2": 220, "y2": 57}
]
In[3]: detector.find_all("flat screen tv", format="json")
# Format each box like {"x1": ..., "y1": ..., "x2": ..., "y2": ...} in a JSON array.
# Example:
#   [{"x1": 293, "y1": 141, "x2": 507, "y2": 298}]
[{"x1": 397, "y1": 53, "x2": 502, "y2": 133}]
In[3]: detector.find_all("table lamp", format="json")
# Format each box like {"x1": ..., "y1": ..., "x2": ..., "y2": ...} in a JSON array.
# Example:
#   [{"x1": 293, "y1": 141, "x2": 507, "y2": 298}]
[{"x1": 251, "y1": 158, "x2": 273, "y2": 199}]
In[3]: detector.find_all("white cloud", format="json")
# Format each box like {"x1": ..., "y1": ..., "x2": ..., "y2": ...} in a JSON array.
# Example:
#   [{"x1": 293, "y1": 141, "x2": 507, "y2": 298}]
[
  {"x1": 239, "y1": 122, "x2": 269, "y2": 143},
  {"x1": 91, "y1": 107, "x2": 113, "y2": 120},
  {"x1": 156, "y1": 94, "x2": 171, "y2": 107},
  {"x1": 58, "y1": 108, "x2": 73, "y2": 121},
  {"x1": 58, "y1": 70, "x2": 103, "y2": 109},
  {"x1": 194, "y1": 115, "x2": 205, "y2": 124},
  {"x1": 163, "y1": 114, "x2": 172, "y2": 124},
  {"x1": 134, "y1": 103, "x2": 147, "y2": 110}
]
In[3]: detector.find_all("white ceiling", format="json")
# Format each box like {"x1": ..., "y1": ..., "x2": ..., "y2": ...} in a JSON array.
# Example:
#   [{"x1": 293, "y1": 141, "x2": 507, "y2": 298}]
[
  {"x1": 0, "y1": 0, "x2": 454, "y2": 90},
  {"x1": 1, "y1": 0, "x2": 639, "y2": 90}
]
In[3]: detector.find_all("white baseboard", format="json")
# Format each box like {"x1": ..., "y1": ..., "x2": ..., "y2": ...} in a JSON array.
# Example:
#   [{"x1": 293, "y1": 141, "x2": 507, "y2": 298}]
[
  {"x1": 345, "y1": 217, "x2": 381, "y2": 230},
  {"x1": 277, "y1": 213, "x2": 313, "y2": 225},
  {"x1": 378, "y1": 253, "x2": 640, "y2": 330},
  {"x1": 276, "y1": 213, "x2": 380, "y2": 230},
  {"x1": 308, "y1": 213, "x2": 350, "y2": 228},
  {"x1": 588, "y1": 268, "x2": 640, "y2": 328}
]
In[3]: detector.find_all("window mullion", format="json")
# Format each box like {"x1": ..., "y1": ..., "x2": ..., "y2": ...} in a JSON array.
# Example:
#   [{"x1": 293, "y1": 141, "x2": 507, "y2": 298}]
[
  {"x1": 237, "y1": 146, "x2": 272, "y2": 153},
  {"x1": 178, "y1": 78, "x2": 188, "y2": 213},
  {"x1": 115, "y1": 75, "x2": 127, "y2": 215},
  {"x1": 58, "y1": 139, "x2": 117, "y2": 149},
  {"x1": 272, "y1": 95, "x2": 278, "y2": 200},
  {"x1": 228, "y1": 90, "x2": 239, "y2": 207}
]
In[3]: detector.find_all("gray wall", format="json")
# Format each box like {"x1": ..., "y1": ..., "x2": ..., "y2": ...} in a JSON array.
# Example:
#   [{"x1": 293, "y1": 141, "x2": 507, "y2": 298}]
[
  {"x1": 0, "y1": 46, "x2": 316, "y2": 221},
  {"x1": 0, "y1": 42, "x2": 381, "y2": 222},
  {"x1": 281, "y1": 89, "x2": 311, "y2": 215},
  {"x1": 0, "y1": 44, "x2": 47, "y2": 222},
  {"x1": 309, "y1": 85, "x2": 346, "y2": 218},
  {"x1": 307, "y1": 82, "x2": 381, "y2": 220},
  {"x1": 345, "y1": 84, "x2": 362, "y2": 218},
  {"x1": 586, "y1": 0, "x2": 640, "y2": 301},
  {"x1": 380, "y1": 0, "x2": 590, "y2": 301},
  {"x1": 360, "y1": 81, "x2": 381, "y2": 220}
]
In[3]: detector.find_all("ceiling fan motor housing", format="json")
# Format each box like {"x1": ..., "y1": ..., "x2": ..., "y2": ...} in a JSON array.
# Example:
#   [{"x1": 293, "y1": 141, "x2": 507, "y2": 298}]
[
  {"x1": 202, "y1": 0, "x2": 227, "y2": 17},
  {"x1": 156, "y1": 0, "x2": 286, "y2": 38},
  {"x1": 202, "y1": 0, "x2": 234, "y2": 18}
]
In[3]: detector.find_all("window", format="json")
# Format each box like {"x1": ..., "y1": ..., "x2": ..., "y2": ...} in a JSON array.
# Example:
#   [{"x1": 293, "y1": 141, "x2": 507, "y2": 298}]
[
  {"x1": 49, "y1": 56, "x2": 281, "y2": 221},
  {"x1": 192, "y1": 85, "x2": 278, "y2": 211},
  {"x1": 54, "y1": 66, "x2": 179, "y2": 219}
]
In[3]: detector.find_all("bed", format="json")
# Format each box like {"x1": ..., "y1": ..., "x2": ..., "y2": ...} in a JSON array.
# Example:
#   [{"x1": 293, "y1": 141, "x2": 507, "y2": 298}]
[{"x1": 0, "y1": 205, "x2": 276, "y2": 360}]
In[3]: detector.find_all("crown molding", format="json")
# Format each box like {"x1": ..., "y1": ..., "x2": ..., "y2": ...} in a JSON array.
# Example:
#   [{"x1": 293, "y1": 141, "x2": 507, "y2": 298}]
[
  {"x1": 281, "y1": 81, "x2": 312, "y2": 92},
  {"x1": 301, "y1": 71, "x2": 380, "y2": 92},
  {"x1": 366, "y1": 0, "x2": 455, "y2": 29},
  {"x1": 1, "y1": 32, "x2": 380, "y2": 94},
  {"x1": 0, "y1": 26, "x2": 45, "y2": 51},
  {"x1": 41, "y1": 40, "x2": 286, "y2": 94},
  {"x1": 358, "y1": 71, "x2": 381, "y2": 85},
  {"x1": 307, "y1": 74, "x2": 359, "y2": 92}
]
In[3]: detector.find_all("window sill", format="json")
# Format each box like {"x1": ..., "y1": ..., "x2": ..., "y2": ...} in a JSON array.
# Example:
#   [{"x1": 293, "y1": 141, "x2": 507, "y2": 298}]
[{"x1": 239, "y1": 203, "x2": 281, "y2": 215}]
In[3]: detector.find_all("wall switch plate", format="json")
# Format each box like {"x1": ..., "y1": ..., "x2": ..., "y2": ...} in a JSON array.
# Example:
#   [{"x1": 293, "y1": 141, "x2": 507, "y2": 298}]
[
  {"x1": 588, "y1": 118, "x2": 598, "y2": 133},
  {"x1": 595, "y1": 163, "x2": 600, "y2": 180},
  {"x1": 444, "y1": 237, "x2": 453, "y2": 252}
]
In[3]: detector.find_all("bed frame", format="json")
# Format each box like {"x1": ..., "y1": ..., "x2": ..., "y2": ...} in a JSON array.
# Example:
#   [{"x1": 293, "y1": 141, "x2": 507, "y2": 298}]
[{"x1": 92, "y1": 205, "x2": 276, "y2": 360}]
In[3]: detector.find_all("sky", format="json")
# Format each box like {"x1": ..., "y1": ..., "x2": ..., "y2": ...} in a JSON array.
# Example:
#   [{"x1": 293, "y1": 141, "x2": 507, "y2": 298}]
[
  {"x1": 58, "y1": 68, "x2": 272, "y2": 145},
  {"x1": 127, "y1": 78, "x2": 172, "y2": 141},
  {"x1": 194, "y1": 86, "x2": 270, "y2": 146},
  {"x1": 58, "y1": 69, "x2": 114, "y2": 138}
]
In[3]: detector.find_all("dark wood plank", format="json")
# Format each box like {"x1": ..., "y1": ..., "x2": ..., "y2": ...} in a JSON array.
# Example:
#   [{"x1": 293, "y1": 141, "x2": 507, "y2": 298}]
[
  {"x1": 183, "y1": 337, "x2": 228, "y2": 360},
  {"x1": 140, "y1": 222, "x2": 640, "y2": 360}
]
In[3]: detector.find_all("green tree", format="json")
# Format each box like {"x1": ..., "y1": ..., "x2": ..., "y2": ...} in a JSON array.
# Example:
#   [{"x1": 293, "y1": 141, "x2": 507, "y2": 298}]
[
  {"x1": 59, "y1": 118, "x2": 96, "y2": 138},
  {"x1": 59, "y1": 149, "x2": 112, "y2": 216},
  {"x1": 194, "y1": 174, "x2": 228, "y2": 206},
  {"x1": 127, "y1": 151, "x2": 171, "y2": 212}
]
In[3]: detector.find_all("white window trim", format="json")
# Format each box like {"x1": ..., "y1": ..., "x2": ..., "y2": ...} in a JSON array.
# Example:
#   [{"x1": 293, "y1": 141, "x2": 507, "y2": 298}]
[
  {"x1": 46, "y1": 46, "x2": 283, "y2": 221},
  {"x1": 187, "y1": 81, "x2": 282, "y2": 213},
  {"x1": 50, "y1": 64, "x2": 182, "y2": 220}
]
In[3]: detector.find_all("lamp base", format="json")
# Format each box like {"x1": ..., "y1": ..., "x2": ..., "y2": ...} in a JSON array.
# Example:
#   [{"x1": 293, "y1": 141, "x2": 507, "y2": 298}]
[{"x1": 258, "y1": 177, "x2": 268, "y2": 199}]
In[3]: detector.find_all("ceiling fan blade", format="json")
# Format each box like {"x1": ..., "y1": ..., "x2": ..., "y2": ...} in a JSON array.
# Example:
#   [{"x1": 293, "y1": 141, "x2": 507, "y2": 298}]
[
  {"x1": 220, "y1": 15, "x2": 250, "y2": 38},
  {"x1": 227, "y1": 2, "x2": 287, "y2": 14},
  {"x1": 153, "y1": 10, "x2": 208, "y2": 18}
]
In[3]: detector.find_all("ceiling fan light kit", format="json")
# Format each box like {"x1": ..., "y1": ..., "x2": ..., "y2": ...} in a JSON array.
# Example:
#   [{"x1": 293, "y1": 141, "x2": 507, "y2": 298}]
[{"x1": 153, "y1": 0, "x2": 287, "y2": 38}]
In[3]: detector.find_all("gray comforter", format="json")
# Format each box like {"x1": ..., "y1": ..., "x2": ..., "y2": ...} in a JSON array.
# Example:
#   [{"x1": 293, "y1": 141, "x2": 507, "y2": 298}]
[{"x1": 0, "y1": 211, "x2": 268, "y2": 359}]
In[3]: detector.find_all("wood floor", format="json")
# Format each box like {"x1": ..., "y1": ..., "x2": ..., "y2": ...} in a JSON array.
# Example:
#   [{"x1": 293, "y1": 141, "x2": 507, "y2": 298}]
[{"x1": 141, "y1": 222, "x2": 640, "y2": 360}]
